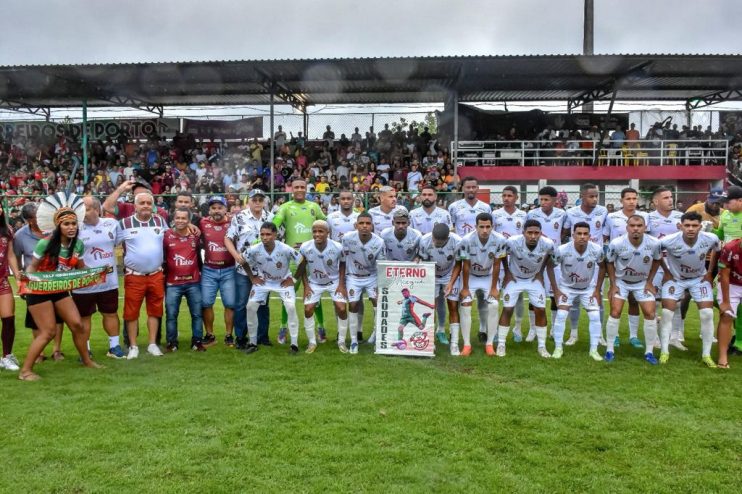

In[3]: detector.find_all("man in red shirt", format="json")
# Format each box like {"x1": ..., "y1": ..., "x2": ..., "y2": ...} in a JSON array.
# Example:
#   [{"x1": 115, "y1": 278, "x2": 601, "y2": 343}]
[
  {"x1": 163, "y1": 208, "x2": 205, "y2": 352},
  {"x1": 200, "y1": 196, "x2": 236, "y2": 346},
  {"x1": 717, "y1": 238, "x2": 742, "y2": 369},
  {"x1": 102, "y1": 178, "x2": 169, "y2": 222}
]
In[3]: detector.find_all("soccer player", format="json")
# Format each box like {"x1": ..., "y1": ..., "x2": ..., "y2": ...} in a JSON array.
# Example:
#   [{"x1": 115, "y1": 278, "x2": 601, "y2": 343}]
[
  {"x1": 368, "y1": 185, "x2": 408, "y2": 233},
  {"x1": 327, "y1": 189, "x2": 360, "y2": 242},
  {"x1": 272, "y1": 178, "x2": 327, "y2": 345},
  {"x1": 417, "y1": 223, "x2": 463, "y2": 353},
  {"x1": 244, "y1": 222, "x2": 302, "y2": 355},
  {"x1": 225, "y1": 189, "x2": 272, "y2": 348},
  {"x1": 380, "y1": 210, "x2": 421, "y2": 263},
  {"x1": 409, "y1": 184, "x2": 452, "y2": 235},
  {"x1": 492, "y1": 186, "x2": 529, "y2": 342},
  {"x1": 657, "y1": 212, "x2": 719, "y2": 367},
  {"x1": 648, "y1": 186, "x2": 684, "y2": 349},
  {"x1": 199, "y1": 196, "x2": 236, "y2": 347},
  {"x1": 563, "y1": 183, "x2": 608, "y2": 345},
  {"x1": 605, "y1": 215, "x2": 662, "y2": 364},
  {"x1": 717, "y1": 237, "x2": 742, "y2": 369},
  {"x1": 163, "y1": 208, "x2": 205, "y2": 352},
  {"x1": 714, "y1": 186, "x2": 742, "y2": 356},
  {"x1": 552, "y1": 222, "x2": 606, "y2": 361},
  {"x1": 394, "y1": 288, "x2": 434, "y2": 349},
  {"x1": 603, "y1": 187, "x2": 650, "y2": 349},
  {"x1": 0, "y1": 204, "x2": 21, "y2": 371},
  {"x1": 496, "y1": 219, "x2": 557, "y2": 358},
  {"x1": 72, "y1": 197, "x2": 126, "y2": 359},
  {"x1": 297, "y1": 220, "x2": 348, "y2": 354},
  {"x1": 459, "y1": 212, "x2": 507, "y2": 356},
  {"x1": 338, "y1": 212, "x2": 386, "y2": 354}
]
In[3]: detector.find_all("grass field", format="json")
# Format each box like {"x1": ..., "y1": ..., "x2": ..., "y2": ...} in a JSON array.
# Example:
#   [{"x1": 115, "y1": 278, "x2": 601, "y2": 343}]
[{"x1": 1, "y1": 292, "x2": 741, "y2": 493}]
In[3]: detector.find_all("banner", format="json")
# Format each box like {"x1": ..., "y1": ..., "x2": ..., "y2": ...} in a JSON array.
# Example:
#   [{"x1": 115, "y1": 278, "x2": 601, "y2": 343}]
[
  {"x1": 0, "y1": 119, "x2": 179, "y2": 144},
  {"x1": 18, "y1": 267, "x2": 108, "y2": 295},
  {"x1": 182, "y1": 117, "x2": 263, "y2": 140},
  {"x1": 375, "y1": 261, "x2": 436, "y2": 357}
]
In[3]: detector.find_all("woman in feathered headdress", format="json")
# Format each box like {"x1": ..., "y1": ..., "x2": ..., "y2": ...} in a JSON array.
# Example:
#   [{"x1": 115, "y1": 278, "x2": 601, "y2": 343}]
[{"x1": 18, "y1": 192, "x2": 102, "y2": 381}]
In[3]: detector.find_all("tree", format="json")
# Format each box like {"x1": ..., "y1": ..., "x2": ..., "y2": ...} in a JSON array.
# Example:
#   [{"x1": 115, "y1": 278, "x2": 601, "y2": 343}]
[{"x1": 387, "y1": 112, "x2": 438, "y2": 135}]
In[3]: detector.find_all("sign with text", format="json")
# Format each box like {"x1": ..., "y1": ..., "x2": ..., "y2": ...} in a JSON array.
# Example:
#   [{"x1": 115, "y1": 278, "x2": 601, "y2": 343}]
[
  {"x1": 375, "y1": 261, "x2": 436, "y2": 357},
  {"x1": 183, "y1": 117, "x2": 263, "y2": 140},
  {"x1": 0, "y1": 119, "x2": 179, "y2": 143}
]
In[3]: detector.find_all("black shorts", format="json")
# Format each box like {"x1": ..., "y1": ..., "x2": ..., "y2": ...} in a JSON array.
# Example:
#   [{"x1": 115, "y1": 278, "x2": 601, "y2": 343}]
[
  {"x1": 24, "y1": 292, "x2": 69, "y2": 329},
  {"x1": 72, "y1": 289, "x2": 119, "y2": 317}
]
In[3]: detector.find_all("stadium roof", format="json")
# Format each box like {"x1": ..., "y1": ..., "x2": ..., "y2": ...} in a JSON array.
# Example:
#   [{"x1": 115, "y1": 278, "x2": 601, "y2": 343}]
[{"x1": 0, "y1": 54, "x2": 741, "y2": 110}]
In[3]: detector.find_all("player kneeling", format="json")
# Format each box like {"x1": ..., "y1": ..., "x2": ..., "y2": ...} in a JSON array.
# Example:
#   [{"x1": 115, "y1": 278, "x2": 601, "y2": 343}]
[
  {"x1": 658, "y1": 212, "x2": 719, "y2": 367},
  {"x1": 297, "y1": 221, "x2": 348, "y2": 354},
  {"x1": 551, "y1": 222, "x2": 606, "y2": 360},
  {"x1": 244, "y1": 222, "x2": 302, "y2": 355},
  {"x1": 496, "y1": 219, "x2": 557, "y2": 358}
]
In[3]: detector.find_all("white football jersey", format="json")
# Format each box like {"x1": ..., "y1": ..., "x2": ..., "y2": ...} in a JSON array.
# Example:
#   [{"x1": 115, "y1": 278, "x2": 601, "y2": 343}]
[
  {"x1": 417, "y1": 232, "x2": 463, "y2": 281},
  {"x1": 526, "y1": 207, "x2": 566, "y2": 245},
  {"x1": 299, "y1": 239, "x2": 343, "y2": 284},
  {"x1": 368, "y1": 205, "x2": 408, "y2": 233},
  {"x1": 564, "y1": 205, "x2": 608, "y2": 244},
  {"x1": 460, "y1": 230, "x2": 507, "y2": 277},
  {"x1": 326, "y1": 210, "x2": 359, "y2": 242},
  {"x1": 245, "y1": 240, "x2": 301, "y2": 284},
  {"x1": 448, "y1": 199, "x2": 491, "y2": 237},
  {"x1": 75, "y1": 218, "x2": 120, "y2": 293},
  {"x1": 227, "y1": 208, "x2": 274, "y2": 275},
  {"x1": 553, "y1": 241, "x2": 605, "y2": 290},
  {"x1": 603, "y1": 210, "x2": 651, "y2": 241},
  {"x1": 492, "y1": 207, "x2": 528, "y2": 238},
  {"x1": 648, "y1": 210, "x2": 683, "y2": 240},
  {"x1": 341, "y1": 231, "x2": 385, "y2": 277},
  {"x1": 504, "y1": 235, "x2": 555, "y2": 280},
  {"x1": 380, "y1": 226, "x2": 422, "y2": 262},
  {"x1": 661, "y1": 231, "x2": 720, "y2": 280},
  {"x1": 606, "y1": 234, "x2": 662, "y2": 284},
  {"x1": 409, "y1": 206, "x2": 452, "y2": 235}
]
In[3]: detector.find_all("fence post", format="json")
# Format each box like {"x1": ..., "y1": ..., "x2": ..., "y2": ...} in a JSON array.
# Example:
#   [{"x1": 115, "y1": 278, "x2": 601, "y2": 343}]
[{"x1": 520, "y1": 141, "x2": 525, "y2": 167}]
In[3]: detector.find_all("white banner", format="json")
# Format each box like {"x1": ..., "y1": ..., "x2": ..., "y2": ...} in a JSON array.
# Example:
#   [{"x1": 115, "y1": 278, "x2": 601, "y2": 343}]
[{"x1": 375, "y1": 261, "x2": 436, "y2": 357}]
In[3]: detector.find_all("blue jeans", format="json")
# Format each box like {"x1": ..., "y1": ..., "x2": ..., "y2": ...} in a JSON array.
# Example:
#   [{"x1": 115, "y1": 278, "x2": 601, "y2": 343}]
[
  {"x1": 201, "y1": 266, "x2": 236, "y2": 309},
  {"x1": 235, "y1": 272, "x2": 269, "y2": 342},
  {"x1": 166, "y1": 282, "x2": 203, "y2": 345}
]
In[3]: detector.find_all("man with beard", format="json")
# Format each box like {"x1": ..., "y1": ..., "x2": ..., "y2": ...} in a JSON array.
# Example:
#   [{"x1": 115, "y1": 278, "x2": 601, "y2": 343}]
[
  {"x1": 327, "y1": 189, "x2": 359, "y2": 242},
  {"x1": 368, "y1": 185, "x2": 408, "y2": 233}
]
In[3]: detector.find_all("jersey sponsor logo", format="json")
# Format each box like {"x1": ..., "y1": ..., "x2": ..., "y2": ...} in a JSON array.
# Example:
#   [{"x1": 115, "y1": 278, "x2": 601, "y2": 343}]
[
  {"x1": 295, "y1": 224, "x2": 311, "y2": 234},
  {"x1": 90, "y1": 247, "x2": 114, "y2": 260},
  {"x1": 312, "y1": 269, "x2": 328, "y2": 279},
  {"x1": 623, "y1": 267, "x2": 645, "y2": 277},
  {"x1": 208, "y1": 241, "x2": 227, "y2": 253},
  {"x1": 173, "y1": 254, "x2": 195, "y2": 266},
  {"x1": 569, "y1": 272, "x2": 589, "y2": 284}
]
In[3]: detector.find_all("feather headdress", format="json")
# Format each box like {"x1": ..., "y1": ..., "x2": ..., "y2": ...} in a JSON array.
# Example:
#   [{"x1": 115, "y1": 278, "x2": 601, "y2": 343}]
[{"x1": 36, "y1": 192, "x2": 85, "y2": 234}]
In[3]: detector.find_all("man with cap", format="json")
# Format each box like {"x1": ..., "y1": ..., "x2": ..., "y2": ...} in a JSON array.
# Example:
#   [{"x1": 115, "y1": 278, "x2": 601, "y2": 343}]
[
  {"x1": 685, "y1": 188, "x2": 724, "y2": 229},
  {"x1": 224, "y1": 189, "x2": 272, "y2": 348},
  {"x1": 714, "y1": 185, "x2": 742, "y2": 356},
  {"x1": 198, "y1": 195, "x2": 236, "y2": 348},
  {"x1": 102, "y1": 177, "x2": 169, "y2": 222}
]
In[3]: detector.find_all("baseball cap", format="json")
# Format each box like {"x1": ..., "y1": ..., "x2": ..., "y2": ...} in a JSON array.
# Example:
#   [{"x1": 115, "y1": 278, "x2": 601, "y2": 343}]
[
  {"x1": 208, "y1": 195, "x2": 227, "y2": 206},
  {"x1": 132, "y1": 178, "x2": 152, "y2": 191},
  {"x1": 248, "y1": 189, "x2": 266, "y2": 199},
  {"x1": 708, "y1": 187, "x2": 725, "y2": 203},
  {"x1": 724, "y1": 186, "x2": 742, "y2": 202}
]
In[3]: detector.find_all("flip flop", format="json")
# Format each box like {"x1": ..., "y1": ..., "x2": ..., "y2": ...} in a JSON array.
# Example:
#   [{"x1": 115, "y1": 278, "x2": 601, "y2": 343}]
[
  {"x1": 34, "y1": 355, "x2": 48, "y2": 364},
  {"x1": 18, "y1": 371, "x2": 40, "y2": 381},
  {"x1": 717, "y1": 362, "x2": 731, "y2": 370},
  {"x1": 52, "y1": 351, "x2": 65, "y2": 361}
]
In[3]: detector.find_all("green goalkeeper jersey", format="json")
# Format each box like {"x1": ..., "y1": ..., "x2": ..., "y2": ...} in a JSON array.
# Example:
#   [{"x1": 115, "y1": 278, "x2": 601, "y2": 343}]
[{"x1": 272, "y1": 200, "x2": 327, "y2": 248}]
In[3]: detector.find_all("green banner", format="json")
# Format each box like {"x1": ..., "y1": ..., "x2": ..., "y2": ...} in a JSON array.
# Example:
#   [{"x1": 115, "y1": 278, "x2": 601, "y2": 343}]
[{"x1": 19, "y1": 267, "x2": 108, "y2": 295}]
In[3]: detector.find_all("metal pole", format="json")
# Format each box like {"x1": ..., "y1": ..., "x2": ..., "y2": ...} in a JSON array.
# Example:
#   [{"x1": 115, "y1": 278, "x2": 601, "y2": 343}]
[
  {"x1": 303, "y1": 106, "x2": 308, "y2": 137},
  {"x1": 82, "y1": 98, "x2": 88, "y2": 184},
  {"x1": 582, "y1": 0, "x2": 595, "y2": 113},
  {"x1": 592, "y1": 88, "x2": 617, "y2": 167},
  {"x1": 269, "y1": 91, "x2": 275, "y2": 203},
  {"x1": 453, "y1": 92, "x2": 459, "y2": 166}
]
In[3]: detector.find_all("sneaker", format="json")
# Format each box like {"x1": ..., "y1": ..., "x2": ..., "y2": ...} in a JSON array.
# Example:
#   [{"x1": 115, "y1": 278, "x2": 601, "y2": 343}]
[
  {"x1": 235, "y1": 338, "x2": 247, "y2": 350},
  {"x1": 461, "y1": 345, "x2": 472, "y2": 357},
  {"x1": 565, "y1": 335, "x2": 578, "y2": 346},
  {"x1": 436, "y1": 331, "x2": 449, "y2": 345},
  {"x1": 659, "y1": 352, "x2": 670, "y2": 364},
  {"x1": 512, "y1": 328, "x2": 523, "y2": 343},
  {"x1": 306, "y1": 343, "x2": 317, "y2": 354},
  {"x1": 338, "y1": 343, "x2": 349, "y2": 354},
  {"x1": 485, "y1": 344, "x2": 495, "y2": 356},
  {"x1": 147, "y1": 344, "x2": 164, "y2": 357},
  {"x1": 614, "y1": 336, "x2": 620, "y2": 348},
  {"x1": 702, "y1": 356, "x2": 717, "y2": 368},
  {"x1": 644, "y1": 352, "x2": 658, "y2": 365},
  {"x1": 598, "y1": 337, "x2": 607, "y2": 347},
  {"x1": 629, "y1": 337, "x2": 643, "y2": 349},
  {"x1": 127, "y1": 346, "x2": 139, "y2": 360},
  {"x1": 203, "y1": 333, "x2": 216, "y2": 346},
  {"x1": 604, "y1": 351, "x2": 615, "y2": 362},
  {"x1": 496, "y1": 343, "x2": 506, "y2": 357},
  {"x1": 277, "y1": 328, "x2": 288, "y2": 345},
  {"x1": 711, "y1": 336, "x2": 718, "y2": 343},
  {"x1": 318, "y1": 327, "x2": 327, "y2": 344},
  {"x1": 166, "y1": 342, "x2": 178, "y2": 353},
  {"x1": 349, "y1": 342, "x2": 358, "y2": 355},
  {"x1": 477, "y1": 332, "x2": 487, "y2": 344},
  {"x1": 356, "y1": 332, "x2": 364, "y2": 343},
  {"x1": 552, "y1": 347, "x2": 564, "y2": 359},
  {"x1": 538, "y1": 347, "x2": 551, "y2": 359},
  {"x1": 6, "y1": 354, "x2": 19, "y2": 367},
  {"x1": 224, "y1": 334, "x2": 235, "y2": 347},
  {"x1": 450, "y1": 343, "x2": 460, "y2": 356},
  {"x1": 106, "y1": 345, "x2": 127, "y2": 359},
  {"x1": 290, "y1": 344, "x2": 299, "y2": 355},
  {"x1": 670, "y1": 339, "x2": 688, "y2": 351},
  {"x1": 191, "y1": 342, "x2": 206, "y2": 352},
  {"x1": 243, "y1": 343, "x2": 259, "y2": 355},
  {"x1": 525, "y1": 329, "x2": 536, "y2": 343},
  {"x1": 0, "y1": 356, "x2": 19, "y2": 371},
  {"x1": 589, "y1": 350, "x2": 603, "y2": 362}
]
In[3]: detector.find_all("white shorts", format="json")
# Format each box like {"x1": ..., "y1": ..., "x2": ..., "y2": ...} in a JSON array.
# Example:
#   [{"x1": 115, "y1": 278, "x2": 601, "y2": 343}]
[
  {"x1": 662, "y1": 277, "x2": 713, "y2": 303},
  {"x1": 250, "y1": 283, "x2": 296, "y2": 305},
  {"x1": 304, "y1": 280, "x2": 346, "y2": 305},
  {"x1": 436, "y1": 279, "x2": 460, "y2": 302},
  {"x1": 652, "y1": 269, "x2": 665, "y2": 299},
  {"x1": 461, "y1": 274, "x2": 494, "y2": 303},
  {"x1": 544, "y1": 266, "x2": 561, "y2": 297},
  {"x1": 346, "y1": 275, "x2": 378, "y2": 303},
  {"x1": 717, "y1": 283, "x2": 742, "y2": 317},
  {"x1": 502, "y1": 278, "x2": 546, "y2": 308},
  {"x1": 557, "y1": 286, "x2": 601, "y2": 311},
  {"x1": 615, "y1": 279, "x2": 655, "y2": 303}
]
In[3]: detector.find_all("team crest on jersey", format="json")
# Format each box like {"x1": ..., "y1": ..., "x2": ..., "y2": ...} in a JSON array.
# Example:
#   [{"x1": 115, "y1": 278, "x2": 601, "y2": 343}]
[
  {"x1": 214, "y1": 226, "x2": 223, "y2": 231},
  {"x1": 488, "y1": 252, "x2": 495, "y2": 259},
  {"x1": 669, "y1": 286, "x2": 675, "y2": 295},
  {"x1": 368, "y1": 254, "x2": 374, "y2": 260},
  {"x1": 699, "y1": 252, "x2": 705, "y2": 261},
  {"x1": 504, "y1": 293, "x2": 510, "y2": 302},
  {"x1": 406, "y1": 248, "x2": 414, "y2": 254},
  {"x1": 276, "y1": 262, "x2": 282, "y2": 269},
  {"x1": 349, "y1": 288, "x2": 355, "y2": 296},
  {"x1": 154, "y1": 228, "x2": 161, "y2": 234},
  {"x1": 250, "y1": 289, "x2": 255, "y2": 297},
  {"x1": 311, "y1": 210, "x2": 316, "y2": 217},
  {"x1": 447, "y1": 255, "x2": 454, "y2": 261},
  {"x1": 595, "y1": 221, "x2": 601, "y2": 229},
  {"x1": 553, "y1": 221, "x2": 559, "y2": 230},
  {"x1": 643, "y1": 256, "x2": 650, "y2": 264},
  {"x1": 108, "y1": 232, "x2": 114, "y2": 239},
  {"x1": 587, "y1": 261, "x2": 593, "y2": 269},
  {"x1": 516, "y1": 221, "x2": 521, "y2": 229},
  {"x1": 326, "y1": 259, "x2": 333, "y2": 266}
]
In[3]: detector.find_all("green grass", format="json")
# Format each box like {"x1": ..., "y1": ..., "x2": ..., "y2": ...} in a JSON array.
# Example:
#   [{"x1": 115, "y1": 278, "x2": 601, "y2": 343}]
[{"x1": 1, "y1": 290, "x2": 740, "y2": 493}]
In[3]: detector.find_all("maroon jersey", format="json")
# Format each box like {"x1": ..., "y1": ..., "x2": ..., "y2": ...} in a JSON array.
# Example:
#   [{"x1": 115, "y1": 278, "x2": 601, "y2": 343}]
[
  {"x1": 719, "y1": 238, "x2": 742, "y2": 287},
  {"x1": 0, "y1": 235, "x2": 11, "y2": 278},
  {"x1": 163, "y1": 230, "x2": 201, "y2": 285},
  {"x1": 200, "y1": 218, "x2": 234, "y2": 269},
  {"x1": 115, "y1": 202, "x2": 169, "y2": 222}
]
